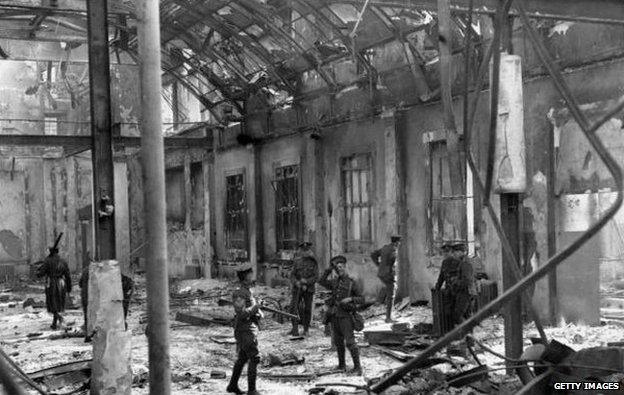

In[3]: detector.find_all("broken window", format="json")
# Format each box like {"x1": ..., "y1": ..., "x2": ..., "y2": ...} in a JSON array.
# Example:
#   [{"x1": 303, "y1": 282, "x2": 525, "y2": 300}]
[
  {"x1": 225, "y1": 172, "x2": 249, "y2": 261},
  {"x1": 274, "y1": 164, "x2": 301, "y2": 252},
  {"x1": 427, "y1": 140, "x2": 476, "y2": 255},
  {"x1": 165, "y1": 166, "x2": 185, "y2": 224},
  {"x1": 190, "y1": 162, "x2": 204, "y2": 230},
  {"x1": 341, "y1": 153, "x2": 373, "y2": 253}
]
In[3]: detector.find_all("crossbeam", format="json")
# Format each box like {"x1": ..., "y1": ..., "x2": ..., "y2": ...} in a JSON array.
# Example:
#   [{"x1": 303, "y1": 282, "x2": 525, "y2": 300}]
[
  {"x1": 336, "y1": 0, "x2": 624, "y2": 24},
  {"x1": 0, "y1": 134, "x2": 212, "y2": 149}
]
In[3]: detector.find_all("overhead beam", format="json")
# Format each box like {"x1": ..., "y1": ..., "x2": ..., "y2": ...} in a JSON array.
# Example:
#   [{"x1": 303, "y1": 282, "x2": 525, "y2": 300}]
[
  {"x1": 0, "y1": 0, "x2": 132, "y2": 16},
  {"x1": 335, "y1": 0, "x2": 624, "y2": 24},
  {"x1": 0, "y1": 134, "x2": 213, "y2": 148}
]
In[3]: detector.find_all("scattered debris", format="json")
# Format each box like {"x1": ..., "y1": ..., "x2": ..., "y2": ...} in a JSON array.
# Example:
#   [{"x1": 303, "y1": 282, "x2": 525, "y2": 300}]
[
  {"x1": 266, "y1": 352, "x2": 304, "y2": 367},
  {"x1": 174, "y1": 310, "x2": 233, "y2": 327},
  {"x1": 210, "y1": 370, "x2": 226, "y2": 379}
]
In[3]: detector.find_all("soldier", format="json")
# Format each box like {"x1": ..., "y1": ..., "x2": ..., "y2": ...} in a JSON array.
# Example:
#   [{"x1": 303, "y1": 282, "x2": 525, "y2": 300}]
[
  {"x1": 289, "y1": 246, "x2": 319, "y2": 336},
  {"x1": 371, "y1": 236, "x2": 401, "y2": 323},
  {"x1": 80, "y1": 265, "x2": 134, "y2": 342},
  {"x1": 36, "y1": 246, "x2": 72, "y2": 330},
  {"x1": 319, "y1": 256, "x2": 365, "y2": 375},
  {"x1": 227, "y1": 265, "x2": 263, "y2": 395},
  {"x1": 435, "y1": 242, "x2": 474, "y2": 328}
]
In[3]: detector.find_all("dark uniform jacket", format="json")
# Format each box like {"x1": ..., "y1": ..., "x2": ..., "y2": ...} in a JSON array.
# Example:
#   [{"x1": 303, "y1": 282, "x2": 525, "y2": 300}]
[
  {"x1": 435, "y1": 257, "x2": 473, "y2": 293},
  {"x1": 290, "y1": 257, "x2": 319, "y2": 293},
  {"x1": 37, "y1": 254, "x2": 71, "y2": 314},
  {"x1": 371, "y1": 244, "x2": 397, "y2": 283},
  {"x1": 319, "y1": 269, "x2": 365, "y2": 317},
  {"x1": 232, "y1": 286, "x2": 262, "y2": 337}
]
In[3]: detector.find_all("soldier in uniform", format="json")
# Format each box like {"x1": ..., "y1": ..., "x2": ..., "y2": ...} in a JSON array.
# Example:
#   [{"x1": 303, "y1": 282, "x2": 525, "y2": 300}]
[
  {"x1": 371, "y1": 236, "x2": 401, "y2": 323},
  {"x1": 319, "y1": 256, "x2": 365, "y2": 375},
  {"x1": 36, "y1": 246, "x2": 72, "y2": 330},
  {"x1": 289, "y1": 248, "x2": 319, "y2": 336},
  {"x1": 227, "y1": 265, "x2": 263, "y2": 395},
  {"x1": 435, "y1": 242, "x2": 474, "y2": 328}
]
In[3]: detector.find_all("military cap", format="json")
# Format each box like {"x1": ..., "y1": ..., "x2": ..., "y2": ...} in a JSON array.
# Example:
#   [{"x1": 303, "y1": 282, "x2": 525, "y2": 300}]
[
  {"x1": 298, "y1": 241, "x2": 313, "y2": 248},
  {"x1": 236, "y1": 263, "x2": 253, "y2": 281},
  {"x1": 330, "y1": 255, "x2": 347, "y2": 264},
  {"x1": 391, "y1": 235, "x2": 402, "y2": 243}
]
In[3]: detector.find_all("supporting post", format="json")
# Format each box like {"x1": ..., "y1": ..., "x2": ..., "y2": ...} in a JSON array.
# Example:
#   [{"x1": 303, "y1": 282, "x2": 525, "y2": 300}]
[
  {"x1": 253, "y1": 145, "x2": 264, "y2": 275},
  {"x1": 500, "y1": 194, "x2": 523, "y2": 371},
  {"x1": 437, "y1": 0, "x2": 465, "y2": 196},
  {"x1": 138, "y1": 0, "x2": 172, "y2": 393},
  {"x1": 547, "y1": 121, "x2": 559, "y2": 324},
  {"x1": 86, "y1": 0, "x2": 115, "y2": 261}
]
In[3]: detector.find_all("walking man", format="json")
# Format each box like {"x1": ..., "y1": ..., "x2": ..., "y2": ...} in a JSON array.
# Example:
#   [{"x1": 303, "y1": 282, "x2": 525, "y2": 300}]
[
  {"x1": 289, "y1": 250, "x2": 319, "y2": 336},
  {"x1": 319, "y1": 256, "x2": 365, "y2": 375},
  {"x1": 435, "y1": 242, "x2": 473, "y2": 328},
  {"x1": 227, "y1": 265, "x2": 262, "y2": 395},
  {"x1": 36, "y1": 246, "x2": 72, "y2": 330},
  {"x1": 371, "y1": 236, "x2": 401, "y2": 323}
]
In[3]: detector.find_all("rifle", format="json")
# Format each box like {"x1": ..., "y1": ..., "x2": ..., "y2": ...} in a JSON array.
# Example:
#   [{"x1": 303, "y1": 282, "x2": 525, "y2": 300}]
[
  {"x1": 219, "y1": 298, "x2": 299, "y2": 321},
  {"x1": 52, "y1": 233, "x2": 64, "y2": 250}
]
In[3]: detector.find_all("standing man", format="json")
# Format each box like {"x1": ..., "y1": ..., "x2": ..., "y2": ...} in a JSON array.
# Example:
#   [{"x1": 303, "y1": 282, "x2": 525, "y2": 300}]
[
  {"x1": 435, "y1": 242, "x2": 473, "y2": 328},
  {"x1": 319, "y1": 256, "x2": 365, "y2": 375},
  {"x1": 36, "y1": 246, "x2": 72, "y2": 330},
  {"x1": 227, "y1": 265, "x2": 262, "y2": 395},
  {"x1": 289, "y1": 253, "x2": 319, "y2": 336},
  {"x1": 371, "y1": 236, "x2": 401, "y2": 323}
]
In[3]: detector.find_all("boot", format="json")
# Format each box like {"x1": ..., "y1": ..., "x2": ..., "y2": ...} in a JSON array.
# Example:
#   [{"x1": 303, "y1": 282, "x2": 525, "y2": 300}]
[
  {"x1": 289, "y1": 325, "x2": 299, "y2": 337},
  {"x1": 247, "y1": 360, "x2": 260, "y2": 395},
  {"x1": 226, "y1": 359, "x2": 245, "y2": 394},
  {"x1": 385, "y1": 302, "x2": 395, "y2": 323},
  {"x1": 302, "y1": 326, "x2": 309, "y2": 337},
  {"x1": 335, "y1": 345, "x2": 346, "y2": 371},
  {"x1": 349, "y1": 346, "x2": 362, "y2": 375}
]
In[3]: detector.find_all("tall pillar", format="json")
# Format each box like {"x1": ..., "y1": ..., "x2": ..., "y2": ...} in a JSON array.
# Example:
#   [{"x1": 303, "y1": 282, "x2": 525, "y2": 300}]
[
  {"x1": 88, "y1": 260, "x2": 131, "y2": 394},
  {"x1": 86, "y1": 0, "x2": 115, "y2": 261},
  {"x1": 137, "y1": 0, "x2": 172, "y2": 392},
  {"x1": 492, "y1": 52, "x2": 526, "y2": 367}
]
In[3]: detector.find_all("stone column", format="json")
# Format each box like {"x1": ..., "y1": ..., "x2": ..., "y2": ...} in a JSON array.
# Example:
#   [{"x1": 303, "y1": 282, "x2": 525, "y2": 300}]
[{"x1": 88, "y1": 260, "x2": 131, "y2": 395}]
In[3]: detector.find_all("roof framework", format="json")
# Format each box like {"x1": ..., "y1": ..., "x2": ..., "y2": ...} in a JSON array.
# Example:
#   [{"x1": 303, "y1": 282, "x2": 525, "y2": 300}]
[{"x1": 1, "y1": 0, "x2": 623, "y2": 123}]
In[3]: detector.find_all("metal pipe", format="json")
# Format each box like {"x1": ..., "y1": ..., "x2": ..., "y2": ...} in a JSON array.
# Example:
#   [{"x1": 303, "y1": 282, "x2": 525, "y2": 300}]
[
  {"x1": 137, "y1": 0, "x2": 171, "y2": 393},
  {"x1": 371, "y1": 9, "x2": 624, "y2": 395}
]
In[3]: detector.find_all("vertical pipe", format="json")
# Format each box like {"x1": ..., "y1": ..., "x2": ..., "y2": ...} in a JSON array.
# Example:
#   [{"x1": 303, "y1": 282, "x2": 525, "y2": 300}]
[
  {"x1": 547, "y1": 122, "x2": 558, "y2": 324},
  {"x1": 500, "y1": 193, "x2": 523, "y2": 371},
  {"x1": 86, "y1": 0, "x2": 115, "y2": 260},
  {"x1": 137, "y1": 0, "x2": 171, "y2": 393}
]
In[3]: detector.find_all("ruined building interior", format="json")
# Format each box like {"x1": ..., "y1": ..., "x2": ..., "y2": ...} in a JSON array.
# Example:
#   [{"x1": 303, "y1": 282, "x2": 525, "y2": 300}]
[{"x1": 0, "y1": 0, "x2": 623, "y2": 394}]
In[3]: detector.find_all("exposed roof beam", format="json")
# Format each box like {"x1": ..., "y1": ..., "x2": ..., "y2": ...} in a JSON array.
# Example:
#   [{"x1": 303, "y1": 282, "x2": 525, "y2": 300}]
[
  {"x1": 0, "y1": 0, "x2": 133, "y2": 16},
  {"x1": 0, "y1": 134, "x2": 213, "y2": 148},
  {"x1": 336, "y1": 0, "x2": 624, "y2": 25}
]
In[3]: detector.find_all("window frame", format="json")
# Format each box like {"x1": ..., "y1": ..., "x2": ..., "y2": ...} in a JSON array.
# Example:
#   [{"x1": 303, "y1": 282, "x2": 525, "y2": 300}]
[
  {"x1": 273, "y1": 162, "x2": 302, "y2": 252},
  {"x1": 224, "y1": 169, "x2": 249, "y2": 261},
  {"x1": 340, "y1": 152, "x2": 374, "y2": 254}
]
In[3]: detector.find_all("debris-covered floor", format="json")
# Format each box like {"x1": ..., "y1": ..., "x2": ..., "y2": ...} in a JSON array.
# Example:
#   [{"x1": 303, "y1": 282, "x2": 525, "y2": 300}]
[{"x1": 1, "y1": 277, "x2": 623, "y2": 394}]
